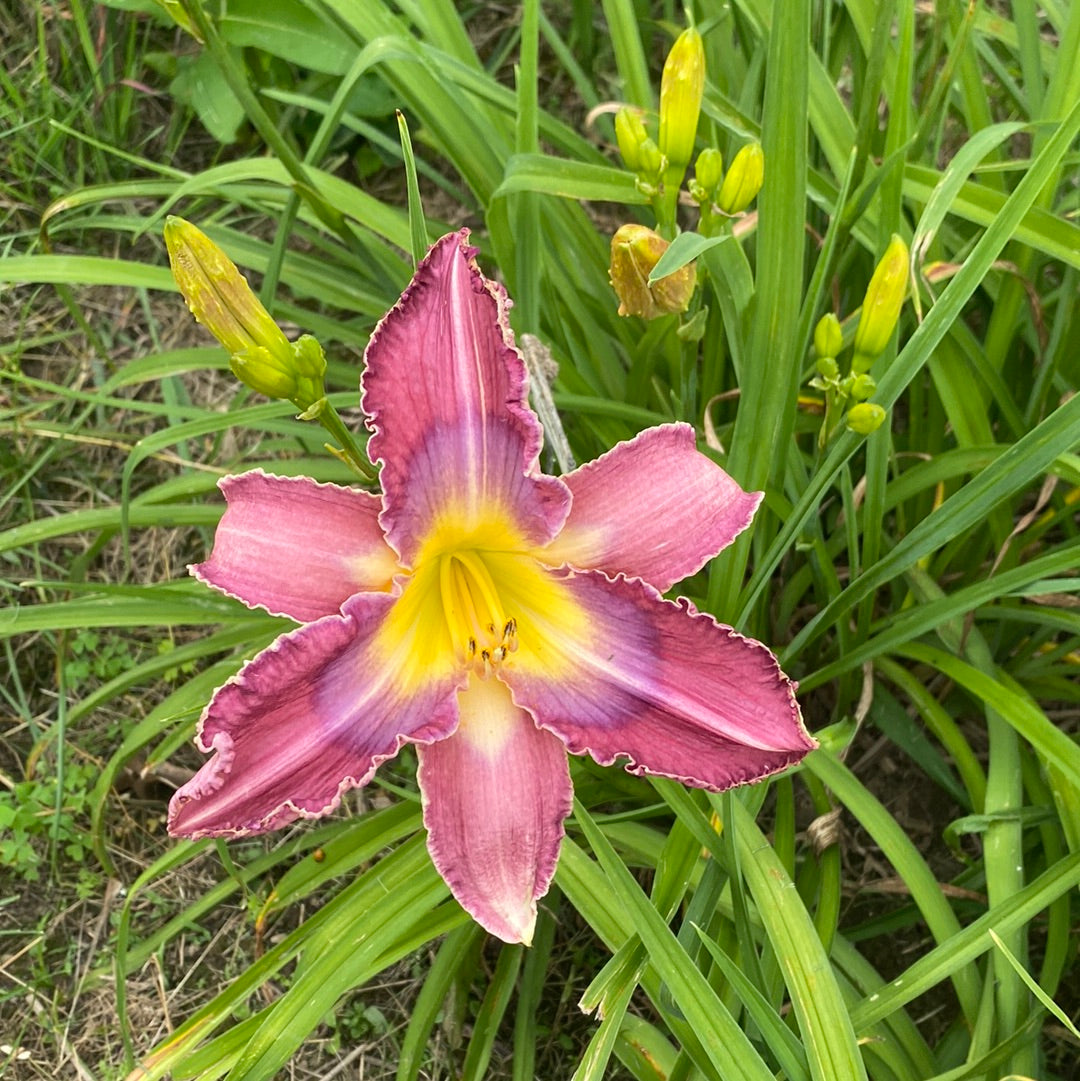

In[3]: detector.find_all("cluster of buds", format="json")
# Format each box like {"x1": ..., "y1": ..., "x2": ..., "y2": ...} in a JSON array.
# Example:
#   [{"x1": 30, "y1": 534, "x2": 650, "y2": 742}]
[
  {"x1": 614, "y1": 26, "x2": 705, "y2": 231},
  {"x1": 609, "y1": 224, "x2": 696, "y2": 320},
  {"x1": 607, "y1": 24, "x2": 764, "y2": 320},
  {"x1": 164, "y1": 217, "x2": 327, "y2": 411},
  {"x1": 809, "y1": 235, "x2": 909, "y2": 443}
]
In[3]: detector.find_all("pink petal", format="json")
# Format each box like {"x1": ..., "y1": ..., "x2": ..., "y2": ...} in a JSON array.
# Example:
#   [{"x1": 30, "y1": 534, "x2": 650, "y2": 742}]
[
  {"x1": 500, "y1": 570, "x2": 815, "y2": 791},
  {"x1": 191, "y1": 470, "x2": 400, "y2": 622},
  {"x1": 543, "y1": 424, "x2": 762, "y2": 591},
  {"x1": 418, "y1": 676, "x2": 572, "y2": 944},
  {"x1": 168, "y1": 592, "x2": 461, "y2": 838},
  {"x1": 361, "y1": 231, "x2": 570, "y2": 565}
]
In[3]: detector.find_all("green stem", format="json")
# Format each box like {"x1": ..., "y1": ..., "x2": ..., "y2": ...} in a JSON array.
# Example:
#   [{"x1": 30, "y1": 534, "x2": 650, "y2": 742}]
[{"x1": 306, "y1": 398, "x2": 378, "y2": 482}]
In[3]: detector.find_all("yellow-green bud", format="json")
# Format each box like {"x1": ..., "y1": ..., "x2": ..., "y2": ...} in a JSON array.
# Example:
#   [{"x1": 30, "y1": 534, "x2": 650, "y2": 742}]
[
  {"x1": 636, "y1": 137, "x2": 664, "y2": 182},
  {"x1": 165, "y1": 216, "x2": 328, "y2": 407},
  {"x1": 815, "y1": 356, "x2": 839, "y2": 380},
  {"x1": 716, "y1": 141, "x2": 764, "y2": 214},
  {"x1": 658, "y1": 27, "x2": 705, "y2": 178},
  {"x1": 694, "y1": 147, "x2": 723, "y2": 197},
  {"x1": 615, "y1": 107, "x2": 649, "y2": 174},
  {"x1": 609, "y1": 224, "x2": 696, "y2": 320},
  {"x1": 853, "y1": 234, "x2": 909, "y2": 360},
  {"x1": 814, "y1": 312, "x2": 843, "y2": 360},
  {"x1": 230, "y1": 347, "x2": 299, "y2": 401},
  {"x1": 164, "y1": 216, "x2": 292, "y2": 365},
  {"x1": 846, "y1": 402, "x2": 887, "y2": 435},
  {"x1": 849, "y1": 373, "x2": 876, "y2": 401}
]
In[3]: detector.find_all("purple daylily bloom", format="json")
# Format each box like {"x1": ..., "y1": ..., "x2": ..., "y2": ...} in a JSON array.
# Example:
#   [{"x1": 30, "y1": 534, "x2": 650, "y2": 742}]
[{"x1": 168, "y1": 231, "x2": 815, "y2": 944}]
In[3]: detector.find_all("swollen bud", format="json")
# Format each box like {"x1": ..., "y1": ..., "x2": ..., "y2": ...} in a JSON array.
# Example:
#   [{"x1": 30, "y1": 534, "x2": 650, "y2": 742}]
[
  {"x1": 716, "y1": 142, "x2": 764, "y2": 214},
  {"x1": 164, "y1": 216, "x2": 292, "y2": 364},
  {"x1": 846, "y1": 402, "x2": 887, "y2": 435},
  {"x1": 164, "y1": 216, "x2": 325, "y2": 407},
  {"x1": 658, "y1": 27, "x2": 705, "y2": 180},
  {"x1": 609, "y1": 224, "x2": 696, "y2": 319},
  {"x1": 813, "y1": 313, "x2": 843, "y2": 360},
  {"x1": 853, "y1": 235, "x2": 909, "y2": 360}
]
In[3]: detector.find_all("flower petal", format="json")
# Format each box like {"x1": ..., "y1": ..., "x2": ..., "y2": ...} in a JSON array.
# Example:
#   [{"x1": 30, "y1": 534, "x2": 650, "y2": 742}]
[
  {"x1": 500, "y1": 570, "x2": 814, "y2": 791},
  {"x1": 418, "y1": 676, "x2": 572, "y2": 944},
  {"x1": 191, "y1": 470, "x2": 399, "y2": 622},
  {"x1": 542, "y1": 423, "x2": 762, "y2": 591},
  {"x1": 168, "y1": 592, "x2": 461, "y2": 838},
  {"x1": 361, "y1": 231, "x2": 570, "y2": 564}
]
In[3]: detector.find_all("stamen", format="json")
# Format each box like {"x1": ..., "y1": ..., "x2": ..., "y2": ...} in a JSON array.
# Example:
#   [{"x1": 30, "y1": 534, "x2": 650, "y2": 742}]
[{"x1": 437, "y1": 549, "x2": 518, "y2": 674}]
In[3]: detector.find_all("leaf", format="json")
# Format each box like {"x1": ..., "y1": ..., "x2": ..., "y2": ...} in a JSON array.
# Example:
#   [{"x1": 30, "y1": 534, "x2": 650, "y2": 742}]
[
  {"x1": 648, "y1": 232, "x2": 730, "y2": 283},
  {"x1": 495, "y1": 154, "x2": 647, "y2": 204}
]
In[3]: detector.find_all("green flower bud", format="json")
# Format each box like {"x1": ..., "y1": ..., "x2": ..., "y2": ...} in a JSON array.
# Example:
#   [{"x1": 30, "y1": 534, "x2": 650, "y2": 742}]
[
  {"x1": 615, "y1": 107, "x2": 649, "y2": 173},
  {"x1": 694, "y1": 147, "x2": 723, "y2": 197},
  {"x1": 849, "y1": 373, "x2": 877, "y2": 401},
  {"x1": 230, "y1": 347, "x2": 299, "y2": 401},
  {"x1": 846, "y1": 402, "x2": 887, "y2": 435},
  {"x1": 609, "y1": 224, "x2": 696, "y2": 320},
  {"x1": 815, "y1": 355, "x2": 840, "y2": 380},
  {"x1": 853, "y1": 234, "x2": 909, "y2": 360},
  {"x1": 636, "y1": 137, "x2": 664, "y2": 182},
  {"x1": 716, "y1": 142, "x2": 764, "y2": 214},
  {"x1": 814, "y1": 313, "x2": 843, "y2": 360},
  {"x1": 659, "y1": 27, "x2": 705, "y2": 178}
]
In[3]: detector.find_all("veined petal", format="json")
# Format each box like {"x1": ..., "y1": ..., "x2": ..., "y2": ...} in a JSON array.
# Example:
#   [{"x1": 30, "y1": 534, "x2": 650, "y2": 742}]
[
  {"x1": 500, "y1": 570, "x2": 814, "y2": 791},
  {"x1": 168, "y1": 592, "x2": 461, "y2": 839},
  {"x1": 542, "y1": 424, "x2": 761, "y2": 591},
  {"x1": 192, "y1": 470, "x2": 400, "y2": 622},
  {"x1": 418, "y1": 676, "x2": 572, "y2": 944},
  {"x1": 361, "y1": 231, "x2": 570, "y2": 564}
]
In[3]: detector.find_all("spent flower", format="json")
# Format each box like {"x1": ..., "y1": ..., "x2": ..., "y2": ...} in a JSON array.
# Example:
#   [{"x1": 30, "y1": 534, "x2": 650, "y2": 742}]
[
  {"x1": 168, "y1": 232, "x2": 814, "y2": 944},
  {"x1": 609, "y1": 224, "x2": 696, "y2": 319}
]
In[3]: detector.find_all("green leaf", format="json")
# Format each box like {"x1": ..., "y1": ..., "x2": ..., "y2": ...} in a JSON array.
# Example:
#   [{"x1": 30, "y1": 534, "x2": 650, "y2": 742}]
[{"x1": 649, "y1": 232, "x2": 731, "y2": 283}]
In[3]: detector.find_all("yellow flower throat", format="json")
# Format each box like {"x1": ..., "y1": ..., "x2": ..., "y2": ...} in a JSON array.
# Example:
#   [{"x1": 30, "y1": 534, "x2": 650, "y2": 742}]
[{"x1": 438, "y1": 551, "x2": 519, "y2": 674}]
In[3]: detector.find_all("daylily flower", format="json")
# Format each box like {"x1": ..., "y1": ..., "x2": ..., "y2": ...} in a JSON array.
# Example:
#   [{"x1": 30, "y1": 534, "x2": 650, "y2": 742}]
[{"x1": 168, "y1": 231, "x2": 815, "y2": 944}]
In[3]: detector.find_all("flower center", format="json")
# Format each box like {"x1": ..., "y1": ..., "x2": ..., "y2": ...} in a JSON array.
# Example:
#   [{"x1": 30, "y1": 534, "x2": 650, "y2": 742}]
[{"x1": 438, "y1": 551, "x2": 519, "y2": 675}]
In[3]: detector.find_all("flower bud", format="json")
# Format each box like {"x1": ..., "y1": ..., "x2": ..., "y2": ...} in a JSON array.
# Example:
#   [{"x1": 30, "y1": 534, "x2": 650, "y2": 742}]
[
  {"x1": 164, "y1": 216, "x2": 292, "y2": 365},
  {"x1": 658, "y1": 27, "x2": 705, "y2": 179},
  {"x1": 815, "y1": 355, "x2": 839, "y2": 380},
  {"x1": 694, "y1": 147, "x2": 723, "y2": 197},
  {"x1": 165, "y1": 216, "x2": 328, "y2": 406},
  {"x1": 716, "y1": 141, "x2": 764, "y2": 214},
  {"x1": 846, "y1": 402, "x2": 887, "y2": 435},
  {"x1": 813, "y1": 312, "x2": 843, "y2": 360},
  {"x1": 609, "y1": 224, "x2": 696, "y2": 320},
  {"x1": 848, "y1": 373, "x2": 876, "y2": 401},
  {"x1": 636, "y1": 137, "x2": 665, "y2": 182},
  {"x1": 853, "y1": 234, "x2": 909, "y2": 360},
  {"x1": 230, "y1": 347, "x2": 299, "y2": 401},
  {"x1": 615, "y1": 107, "x2": 649, "y2": 174}
]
